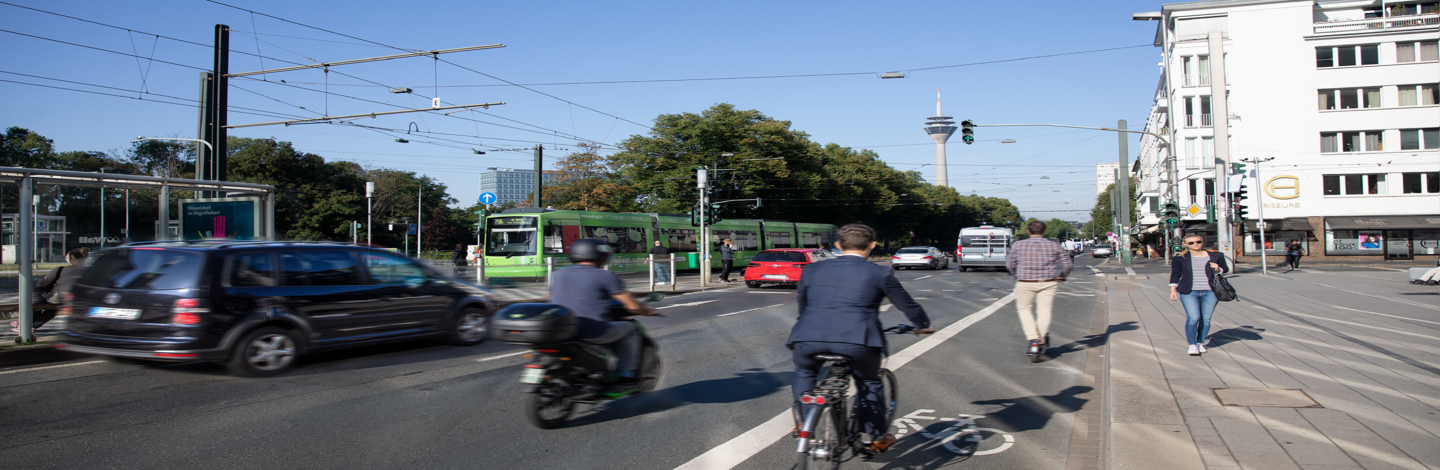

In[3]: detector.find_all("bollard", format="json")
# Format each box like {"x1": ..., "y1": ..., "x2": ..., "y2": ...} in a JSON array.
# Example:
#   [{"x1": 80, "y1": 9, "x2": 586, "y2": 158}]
[{"x1": 670, "y1": 253, "x2": 677, "y2": 292}]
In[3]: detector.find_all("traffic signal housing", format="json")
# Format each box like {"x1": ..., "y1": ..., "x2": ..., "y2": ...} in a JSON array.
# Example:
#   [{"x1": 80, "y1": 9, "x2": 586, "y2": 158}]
[
  {"x1": 1161, "y1": 201, "x2": 1181, "y2": 226},
  {"x1": 960, "y1": 120, "x2": 975, "y2": 145},
  {"x1": 1230, "y1": 162, "x2": 1247, "y2": 175},
  {"x1": 1234, "y1": 184, "x2": 1250, "y2": 221},
  {"x1": 708, "y1": 203, "x2": 723, "y2": 225}
]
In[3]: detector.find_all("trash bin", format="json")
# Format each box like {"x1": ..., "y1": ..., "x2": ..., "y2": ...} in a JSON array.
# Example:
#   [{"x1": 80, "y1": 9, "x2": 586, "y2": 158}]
[{"x1": 686, "y1": 252, "x2": 699, "y2": 268}]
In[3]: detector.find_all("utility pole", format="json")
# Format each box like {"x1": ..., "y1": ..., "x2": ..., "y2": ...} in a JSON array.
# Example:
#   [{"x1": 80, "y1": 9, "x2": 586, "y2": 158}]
[
  {"x1": 1117, "y1": 120, "x2": 1133, "y2": 265},
  {"x1": 533, "y1": 146, "x2": 543, "y2": 208},
  {"x1": 1243, "y1": 157, "x2": 1274, "y2": 274},
  {"x1": 1208, "y1": 29, "x2": 1233, "y2": 263},
  {"x1": 365, "y1": 182, "x2": 374, "y2": 244},
  {"x1": 417, "y1": 185, "x2": 423, "y2": 257},
  {"x1": 698, "y1": 166, "x2": 709, "y2": 287}
]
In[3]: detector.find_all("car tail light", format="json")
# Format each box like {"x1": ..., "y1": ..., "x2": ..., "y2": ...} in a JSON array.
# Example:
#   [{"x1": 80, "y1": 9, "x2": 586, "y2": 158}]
[
  {"x1": 171, "y1": 298, "x2": 209, "y2": 325},
  {"x1": 921, "y1": 256, "x2": 932, "y2": 260},
  {"x1": 155, "y1": 353, "x2": 198, "y2": 358},
  {"x1": 59, "y1": 293, "x2": 74, "y2": 317},
  {"x1": 891, "y1": 256, "x2": 900, "y2": 260},
  {"x1": 537, "y1": 349, "x2": 560, "y2": 354}
]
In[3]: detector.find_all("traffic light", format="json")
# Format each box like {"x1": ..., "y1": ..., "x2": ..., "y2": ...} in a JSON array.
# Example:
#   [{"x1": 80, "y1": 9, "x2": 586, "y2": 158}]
[
  {"x1": 690, "y1": 203, "x2": 702, "y2": 227},
  {"x1": 1234, "y1": 184, "x2": 1250, "y2": 221},
  {"x1": 1205, "y1": 204, "x2": 1216, "y2": 224},
  {"x1": 1161, "y1": 201, "x2": 1181, "y2": 226},
  {"x1": 708, "y1": 203, "x2": 723, "y2": 225},
  {"x1": 1230, "y1": 162, "x2": 1247, "y2": 175},
  {"x1": 960, "y1": 120, "x2": 975, "y2": 145}
]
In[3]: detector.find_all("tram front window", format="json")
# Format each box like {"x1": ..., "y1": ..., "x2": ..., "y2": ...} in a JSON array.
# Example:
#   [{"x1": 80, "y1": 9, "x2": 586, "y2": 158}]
[{"x1": 487, "y1": 216, "x2": 538, "y2": 257}]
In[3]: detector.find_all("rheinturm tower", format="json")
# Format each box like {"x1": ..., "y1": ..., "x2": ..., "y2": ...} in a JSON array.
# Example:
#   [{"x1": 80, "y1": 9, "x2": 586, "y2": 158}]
[{"x1": 923, "y1": 89, "x2": 957, "y2": 187}]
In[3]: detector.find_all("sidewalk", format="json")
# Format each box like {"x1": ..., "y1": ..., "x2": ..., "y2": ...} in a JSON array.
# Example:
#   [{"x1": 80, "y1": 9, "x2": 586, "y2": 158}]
[{"x1": 1106, "y1": 267, "x2": 1440, "y2": 469}]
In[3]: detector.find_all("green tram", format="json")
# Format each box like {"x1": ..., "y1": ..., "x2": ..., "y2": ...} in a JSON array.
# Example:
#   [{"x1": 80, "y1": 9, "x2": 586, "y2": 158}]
[{"x1": 482, "y1": 208, "x2": 837, "y2": 279}]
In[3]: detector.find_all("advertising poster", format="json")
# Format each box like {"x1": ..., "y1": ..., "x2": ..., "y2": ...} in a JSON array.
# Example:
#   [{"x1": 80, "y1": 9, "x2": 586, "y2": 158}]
[
  {"x1": 1358, "y1": 232, "x2": 1382, "y2": 250},
  {"x1": 180, "y1": 198, "x2": 259, "y2": 240}
]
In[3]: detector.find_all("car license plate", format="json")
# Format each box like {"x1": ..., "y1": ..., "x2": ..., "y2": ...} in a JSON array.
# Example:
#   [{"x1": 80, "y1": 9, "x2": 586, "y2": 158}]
[
  {"x1": 520, "y1": 368, "x2": 546, "y2": 384},
  {"x1": 763, "y1": 274, "x2": 788, "y2": 280},
  {"x1": 89, "y1": 307, "x2": 142, "y2": 320}
]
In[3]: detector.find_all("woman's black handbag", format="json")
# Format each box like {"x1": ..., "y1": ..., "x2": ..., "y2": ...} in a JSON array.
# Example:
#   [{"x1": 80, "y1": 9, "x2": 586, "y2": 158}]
[{"x1": 1209, "y1": 269, "x2": 1238, "y2": 302}]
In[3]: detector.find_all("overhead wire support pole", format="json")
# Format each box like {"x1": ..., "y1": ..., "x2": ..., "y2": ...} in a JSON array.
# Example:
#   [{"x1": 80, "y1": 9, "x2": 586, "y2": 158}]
[
  {"x1": 224, "y1": 44, "x2": 506, "y2": 78},
  {"x1": 224, "y1": 102, "x2": 505, "y2": 129}
]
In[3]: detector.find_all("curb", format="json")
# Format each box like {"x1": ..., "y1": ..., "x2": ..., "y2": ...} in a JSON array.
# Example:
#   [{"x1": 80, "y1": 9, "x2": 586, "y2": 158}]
[{"x1": 0, "y1": 343, "x2": 76, "y2": 369}]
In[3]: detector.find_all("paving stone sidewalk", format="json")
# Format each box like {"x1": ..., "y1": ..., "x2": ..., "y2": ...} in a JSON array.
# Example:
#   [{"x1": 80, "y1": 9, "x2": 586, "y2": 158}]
[{"x1": 1106, "y1": 267, "x2": 1440, "y2": 470}]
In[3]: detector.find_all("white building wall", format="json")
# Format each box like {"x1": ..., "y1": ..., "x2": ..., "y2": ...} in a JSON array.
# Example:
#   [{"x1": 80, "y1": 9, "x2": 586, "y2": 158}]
[{"x1": 1096, "y1": 163, "x2": 1120, "y2": 195}]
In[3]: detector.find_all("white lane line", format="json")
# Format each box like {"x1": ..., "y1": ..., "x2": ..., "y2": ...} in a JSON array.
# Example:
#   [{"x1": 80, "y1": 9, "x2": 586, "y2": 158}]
[
  {"x1": 717, "y1": 304, "x2": 785, "y2": 317},
  {"x1": 746, "y1": 291, "x2": 792, "y2": 295},
  {"x1": 879, "y1": 304, "x2": 893, "y2": 312},
  {"x1": 1125, "y1": 267, "x2": 1136, "y2": 275},
  {"x1": 673, "y1": 294, "x2": 1016, "y2": 470},
  {"x1": 1073, "y1": 282, "x2": 1094, "y2": 284},
  {"x1": 1059, "y1": 293, "x2": 1096, "y2": 297},
  {"x1": 0, "y1": 360, "x2": 105, "y2": 375},
  {"x1": 914, "y1": 275, "x2": 933, "y2": 280},
  {"x1": 476, "y1": 351, "x2": 527, "y2": 362},
  {"x1": 656, "y1": 300, "x2": 720, "y2": 310},
  {"x1": 917, "y1": 290, "x2": 934, "y2": 291}
]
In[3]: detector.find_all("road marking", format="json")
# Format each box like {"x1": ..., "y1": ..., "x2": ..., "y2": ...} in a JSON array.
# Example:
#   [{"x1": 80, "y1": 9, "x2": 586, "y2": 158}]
[
  {"x1": 746, "y1": 291, "x2": 792, "y2": 294},
  {"x1": 674, "y1": 294, "x2": 1016, "y2": 470},
  {"x1": 1089, "y1": 266, "x2": 1103, "y2": 277},
  {"x1": 915, "y1": 275, "x2": 933, "y2": 280},
  {"x1": 1306, "y1": 282, "x2": 1440, "y2": 311},
  {"x1": 1125, "y1": 267, "x2": 1136, "y2": 275},
  {"x1": 0, "y1": 360, "x2": 105, "y2": 375},
  {"x1": 476, "y1": 351, "x2": 527, "y2": 362},
  {"x1": 656, "y1": 300, "x2": 720, "y2": 310},
  {"x1": 1058, "y1": 293, "x2": 1096, "y2": 297},
  {"x1": 917, "y1": 290, "x2": 934, "y2": 291},
  {"x1": 717, "y1": 304, "x2": 785, "y2": 317},
  {"x1": 880, "y1": 304, "x2": 893, "y2": 312}
]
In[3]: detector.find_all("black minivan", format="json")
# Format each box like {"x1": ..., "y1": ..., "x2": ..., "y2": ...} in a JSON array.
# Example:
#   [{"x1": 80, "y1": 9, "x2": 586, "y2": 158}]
[{"x1": 57, "y1": 241, "x2": 496, "y2": 377}]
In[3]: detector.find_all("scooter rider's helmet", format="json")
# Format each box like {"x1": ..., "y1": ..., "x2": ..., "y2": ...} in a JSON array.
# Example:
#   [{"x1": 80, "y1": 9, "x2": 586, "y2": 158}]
[{"x1": 568, "y1": 238, "x2": 613, "y2": 265}]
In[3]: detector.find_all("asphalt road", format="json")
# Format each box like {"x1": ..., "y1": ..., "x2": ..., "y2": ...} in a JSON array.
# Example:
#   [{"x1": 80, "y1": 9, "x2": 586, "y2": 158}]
[{"x1": 0, "y1": 256, "x2": 1116, "y2": 470}]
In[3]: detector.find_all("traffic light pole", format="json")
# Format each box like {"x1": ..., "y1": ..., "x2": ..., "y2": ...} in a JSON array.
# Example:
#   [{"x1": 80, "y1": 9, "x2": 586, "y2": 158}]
[
  {"x1": 697, "y1": 167, "x2": 709, "y2": 288},
  {"x1": 1243, "y1": 157, "x2": 1274, "y2": 275}
]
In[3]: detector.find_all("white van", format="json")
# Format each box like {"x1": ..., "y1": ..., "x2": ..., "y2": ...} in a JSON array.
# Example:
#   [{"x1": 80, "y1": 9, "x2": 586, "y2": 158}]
[{"x1": 956, "y1": 226, "x2": 1014, "y2": 271}]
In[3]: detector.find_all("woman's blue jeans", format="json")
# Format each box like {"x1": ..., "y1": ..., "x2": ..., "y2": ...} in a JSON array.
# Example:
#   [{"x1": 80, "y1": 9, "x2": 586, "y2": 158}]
[{"x1": 1179, "y1": 289, "x2": 1218, "y2": 345}]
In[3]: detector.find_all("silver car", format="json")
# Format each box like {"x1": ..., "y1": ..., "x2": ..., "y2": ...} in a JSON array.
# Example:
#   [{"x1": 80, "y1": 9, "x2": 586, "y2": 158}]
[
  {"x1": 891, "y1": 246, "x2": 949, "y2": 270},
  {"x1": 1092, "y1": 245, "x2": 1114, "y2": 258}
]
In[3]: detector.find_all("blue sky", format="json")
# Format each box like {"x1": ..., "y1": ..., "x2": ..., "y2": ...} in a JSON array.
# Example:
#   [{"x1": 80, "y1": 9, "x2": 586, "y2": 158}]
[{"x1": 1, "y1": 0, "x2": 1167, "y2": 222}]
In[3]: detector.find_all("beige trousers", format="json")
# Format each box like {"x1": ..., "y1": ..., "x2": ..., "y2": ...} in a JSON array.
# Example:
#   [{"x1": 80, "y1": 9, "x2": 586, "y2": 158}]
[{"x1": 1013, "y1": 281, "x2": 1059, "y2": 341}]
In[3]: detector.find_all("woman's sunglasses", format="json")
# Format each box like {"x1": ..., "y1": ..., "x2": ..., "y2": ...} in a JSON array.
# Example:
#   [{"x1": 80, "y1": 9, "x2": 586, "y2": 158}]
[{"x1": 1185, "y1": 241, "x2": 1204, "y2": 245}]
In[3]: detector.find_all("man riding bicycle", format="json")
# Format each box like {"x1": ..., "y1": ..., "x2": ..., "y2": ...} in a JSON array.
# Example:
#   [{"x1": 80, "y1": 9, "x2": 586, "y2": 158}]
[
  {"x1": 787, "y1": 224, "x2": 934, "y2": 453},
  {"x1": 548, "y1": 239, "x2": 658, "y2": 390}
]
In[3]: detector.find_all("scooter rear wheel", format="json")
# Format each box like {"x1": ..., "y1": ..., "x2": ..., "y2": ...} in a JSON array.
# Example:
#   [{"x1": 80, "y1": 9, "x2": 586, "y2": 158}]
[
  {"x1": 638, "y1": 346, "x2": 663, "y2": 394},
  {"x1": 526, "y1": 379, "x2": 576, "y2": 429}
]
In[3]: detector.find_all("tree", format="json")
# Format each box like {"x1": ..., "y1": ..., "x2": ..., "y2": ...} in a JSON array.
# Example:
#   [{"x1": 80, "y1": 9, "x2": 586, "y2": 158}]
[
  {"x1": 1089, "y1": 180, "x2": 1137, "y2": 240},
  {"x1": 536, "y1": 143, "x2": 636, "y2": 212},
  {"x1": 1017, "y1": 217, "x2": 1074, "y2": 240},
  {"x1": 226, "y1": 137, "x2": 365, "y2": 241}
]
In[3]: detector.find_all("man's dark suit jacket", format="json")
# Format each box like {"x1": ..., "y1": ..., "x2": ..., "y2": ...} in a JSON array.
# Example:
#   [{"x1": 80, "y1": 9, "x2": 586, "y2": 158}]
[{"x1": 786, "y1": 255, "x2": 931, "y2": 349}]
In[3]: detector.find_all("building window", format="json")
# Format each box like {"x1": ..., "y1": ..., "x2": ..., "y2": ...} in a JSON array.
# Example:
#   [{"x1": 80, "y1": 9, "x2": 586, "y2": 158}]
[
  {"x1": 1400, "y1": 128, "x2": 1440, "y2": 150},
  {"x1": 1324, "y1": 174, "x2": 1386, "y2": 195},
  {"x1": 1318, "y1": 88, "x2": 1383, "y2": 110},
  {"x1": 1197, "y1": 55, "x2": 1211, "y2": 86},
  {"x1": 1185, "y1": 138, "x2": 1198, "y2": 169},
  {"x1": 1318, "y1": 45, "x2": 1381, "y2": 68},
  {"x1": 1321, "y1": 131, "x2": 1383, "y2": 152},
  {"x1": 1402, "y1": 172, "x2": 1440, "y2": 193},
  {"x1": 1316, "y1": 47, "x2": 1333, "y2": 67},
  {"x1": 1398, "y1": 84, "x2": 1439, "y2": 106},
  {"x1": 1184, "y1": 97, "x2": 1195, "y2": 127},
  {"x1": 1182, "y1": 56, "x2": 1193, "y2": 87},
  {"x1": 1199, "y1": 96, "x2": 1212, "y2": 127},
  {"x1": 1201, "y1": 137, "x2": 1215, "y2": 168}
]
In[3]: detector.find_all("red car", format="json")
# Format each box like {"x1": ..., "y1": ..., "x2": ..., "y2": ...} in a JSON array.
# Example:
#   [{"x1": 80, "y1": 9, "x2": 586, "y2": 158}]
[{"x1": 743, "y1": 248, "x2": 835, "y2": 288}]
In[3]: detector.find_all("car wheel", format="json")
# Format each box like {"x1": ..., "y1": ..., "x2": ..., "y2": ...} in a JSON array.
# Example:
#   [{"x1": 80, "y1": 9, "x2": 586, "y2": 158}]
[
  {"x1": 746, "y1": 281, "x2": 762, "y2": 288},
  {"x1": 444, "y1": 307, "x2": 489, "y2": 346},
  {"x1": 227, "y1": 326, "x2": 299, "y2": 377}
]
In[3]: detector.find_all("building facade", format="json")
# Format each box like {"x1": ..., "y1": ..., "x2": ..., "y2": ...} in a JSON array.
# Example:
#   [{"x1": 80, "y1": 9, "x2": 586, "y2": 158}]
[
  {"x1": 1097, "y1": 162, "x2": 1121, "y2": 195},
  {"x1": 478, "y1": 167, "x2": 554, "y2": 205},
  {"x1": 1134, "y1": 0, "x2": 1439, "y2": 262}
]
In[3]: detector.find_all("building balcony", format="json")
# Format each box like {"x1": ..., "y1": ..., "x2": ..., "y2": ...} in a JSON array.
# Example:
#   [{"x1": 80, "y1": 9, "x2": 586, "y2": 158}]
[
  {"x1": 1183, "y1": 114, "x2": 1214, "y2": 128},
  {"x1": 1313, "y1": 13, "x2": 1439, "y2": 35}
]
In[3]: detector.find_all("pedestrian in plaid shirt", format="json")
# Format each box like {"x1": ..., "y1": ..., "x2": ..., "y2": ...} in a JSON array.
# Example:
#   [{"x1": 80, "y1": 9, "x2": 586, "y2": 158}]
[{"x1": 1005, "y1": 221, "x2": 1073, "y2": 354}]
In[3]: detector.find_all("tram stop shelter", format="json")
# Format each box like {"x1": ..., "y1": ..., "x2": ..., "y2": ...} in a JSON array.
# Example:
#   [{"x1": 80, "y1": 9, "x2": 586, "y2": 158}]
[{"x1": 0, "y1": 167, "x2": 276, "y2": 343}]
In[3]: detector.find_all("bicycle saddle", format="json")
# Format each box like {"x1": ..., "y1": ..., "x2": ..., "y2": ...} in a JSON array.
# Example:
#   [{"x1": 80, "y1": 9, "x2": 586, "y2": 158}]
[{"x1": 810, "y1": 353, "x2": 853, "y2": 362}]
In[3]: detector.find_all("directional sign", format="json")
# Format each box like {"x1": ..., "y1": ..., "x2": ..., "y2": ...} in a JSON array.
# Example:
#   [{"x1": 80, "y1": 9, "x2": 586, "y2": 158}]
[
  {"x1": 479, "y1": 192, "x2": 497, "y2": 204},
  {"x1": 408, "y1": 223, "x2": 418, "y2": 235}
]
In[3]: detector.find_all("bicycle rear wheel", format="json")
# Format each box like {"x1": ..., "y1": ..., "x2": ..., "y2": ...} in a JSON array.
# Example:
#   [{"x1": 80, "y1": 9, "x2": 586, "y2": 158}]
[
  {"x1": 879, "y1": 368, "x2": 899, "y2": 428},
  {"x1": 797, "y1": 402, "x2": 846, "y2": 470}
]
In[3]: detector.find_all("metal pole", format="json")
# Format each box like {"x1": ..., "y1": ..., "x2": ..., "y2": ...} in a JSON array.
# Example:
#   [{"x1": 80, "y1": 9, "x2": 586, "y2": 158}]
[
  {"x1": 670, "y1": 253, "x2": 676, "y2": 292},
  {"x1": 158, "y1": 183, "x2": 169, "y2": 240},
  {"x1": 196, "y1": 71, "x2": 214, "y2": 198},
  {"x1": 649, "y1": 253, "x2": 655, "y2": 293},
  {"x1": 213, "y1": 24, "x2": 229, "y2": 197},
  {"x1": 1250, "y1": 157, "x2": 1270, "y2": 275},
  {"x1": 1208, "y1": 29, "x2": 1233, "y2": 263},
  {"x1": 367, "y1": 197, "x2": 372, "y2": 243},
  {"x1": 417, "y1": 185, "x2": 422, "y2": 258},
  {"x1": 533, "y1": 146, "x2": 543, "y2": 208},
  {"x1": 266, "y1": 192, "x2": 275, "y2": 241},
  {"x1": 125, "y1": 189, "x2": 130, "y2": 242},
  {"x1": 17, "y1": 175, "x2": 33, "y2": 343},
  {"x1": 99, "y1": 167, "x2": 106, "y2": 248},
  {"x1": 1117, "y1": 120, "x2": 1133, "y2": 265},
  {"x1": 699, "y1": 169, "x2": 709, "y2": 288}
]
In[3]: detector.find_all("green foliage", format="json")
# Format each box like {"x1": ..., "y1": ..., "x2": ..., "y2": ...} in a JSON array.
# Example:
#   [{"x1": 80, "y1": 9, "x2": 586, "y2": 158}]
[
  {"x1": 1017, "y1": 217, "x2": 1076, "y2": 240},
  {"x1": 1089, "y1": 180, "x2": 1138, "y2": 239}
]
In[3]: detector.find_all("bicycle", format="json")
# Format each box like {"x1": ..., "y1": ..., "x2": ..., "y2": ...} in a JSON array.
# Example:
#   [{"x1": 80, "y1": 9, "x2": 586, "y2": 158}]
[{"x1": 793, "y1": 324, "x2": 915, "y2": 470}]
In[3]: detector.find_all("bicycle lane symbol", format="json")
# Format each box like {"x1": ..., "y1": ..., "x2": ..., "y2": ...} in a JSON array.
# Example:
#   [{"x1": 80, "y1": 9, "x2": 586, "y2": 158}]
[{"x1": 893, "y1": 409, "x2": 1016, "y2": 456}]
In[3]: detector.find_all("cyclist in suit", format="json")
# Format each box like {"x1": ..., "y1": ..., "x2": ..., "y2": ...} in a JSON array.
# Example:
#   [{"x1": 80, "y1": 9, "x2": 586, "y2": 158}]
[{"x1": 787, "y1": 223, "x2": 934, "y2": 453}]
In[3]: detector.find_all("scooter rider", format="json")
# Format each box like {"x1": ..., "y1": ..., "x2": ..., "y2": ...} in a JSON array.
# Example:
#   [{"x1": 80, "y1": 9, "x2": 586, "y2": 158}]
[{"x1": 548, "y1": 239, "x2": 658, "y2": 388}]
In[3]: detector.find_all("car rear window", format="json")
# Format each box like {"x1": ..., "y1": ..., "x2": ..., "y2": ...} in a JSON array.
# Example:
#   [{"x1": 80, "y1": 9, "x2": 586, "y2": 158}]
[
  {"x1": 897, "y1": 248, "x2": 928, "y2": 254},
  {"x1": 960, "y1": 235, "x2": 1012, "y2": 248},
  {"x1": 752, "y1": 252, "x2": 807, "y2": 262},
  {"x1": 229, "y1": 252, "x2": 276, "y2": 287},
  {"x1": 78, "y1": 249, "x2": 205, "y2": 290}
]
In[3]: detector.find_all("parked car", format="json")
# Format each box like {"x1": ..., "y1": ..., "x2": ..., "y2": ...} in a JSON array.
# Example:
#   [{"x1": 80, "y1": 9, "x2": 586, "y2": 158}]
[
  {"x1": 744, "y1": 248, "x2": 835, "y2": 288},
  {"x1": 891, "y1": 246, "x2": 949, "y2": 270},
  {"x1": 57, "y1": 241, "x2": 497, "y2": 377},
  {"x1": 1092, "y1": 245, "x2": 1115, "y2": 258}
]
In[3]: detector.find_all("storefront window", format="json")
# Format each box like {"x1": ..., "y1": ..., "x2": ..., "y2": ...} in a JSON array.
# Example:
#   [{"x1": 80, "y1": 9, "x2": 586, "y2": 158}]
[
  {"x1": 1244, "y1": 231, "x2": 1308, "y2": 256},
  {"x1": 1326, "y1": 229, "x2": 1385, "y2": 255},
  {"x1": 1414, "y1": 230, "x2": 1440, "y2": 256}
]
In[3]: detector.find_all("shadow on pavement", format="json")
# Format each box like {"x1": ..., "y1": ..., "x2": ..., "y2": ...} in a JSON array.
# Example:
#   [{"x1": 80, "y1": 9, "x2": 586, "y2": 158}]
[
  {"x1": 873, "y1": 386, "x2": 1094, "y2": 469},
  {"x1": 567, "y1": 369, "x2": 791, "y2": 427},
  {"x1": 971, "y1": 385, "x2": 1092, "y2": 433},
  {"x1": 1206, "y1": 325, "x2": 1265, "y2": 348},
  {"x1": 1041, "y1": 321, "x2": 1138, "y2": 361}
]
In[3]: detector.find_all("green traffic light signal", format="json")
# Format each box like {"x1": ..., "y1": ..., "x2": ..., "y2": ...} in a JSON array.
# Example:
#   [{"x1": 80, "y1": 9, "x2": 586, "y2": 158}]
[
  {"x1": 960, "y1": 120, "x2": 975, "y2": 145},
  {"x1": 1230, "y1": 162, "x2": 1247, "y2": 175}
]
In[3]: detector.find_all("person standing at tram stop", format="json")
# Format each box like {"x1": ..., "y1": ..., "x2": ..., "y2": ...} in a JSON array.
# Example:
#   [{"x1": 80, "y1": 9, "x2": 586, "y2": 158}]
[
  {"x1": 1285, "y1": 239, "x2": 1308, "y2": 271},
  {"x1": 1006, "y1": 221, "x2": 1074, "y2": 355},
  {"x1": 648, "y1": 240, "x2": 671, "y2": 285},
  {"x1": 1169, "y1": 235, "x2": 1230, "y2": 356},
  {"x1": 718, "y1": 238, "x2": 735, "y2": 283}
]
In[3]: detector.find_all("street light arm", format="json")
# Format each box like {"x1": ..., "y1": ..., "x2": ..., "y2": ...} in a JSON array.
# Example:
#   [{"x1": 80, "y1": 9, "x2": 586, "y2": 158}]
[{"x1": 133, "y1": 137, "x2": 215, "y2": 153}]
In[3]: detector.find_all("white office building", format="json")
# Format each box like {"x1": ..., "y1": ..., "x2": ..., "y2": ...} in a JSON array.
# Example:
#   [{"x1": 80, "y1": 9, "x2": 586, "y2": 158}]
[
  {"x1": 1097, "y1": 162, "x2": 1121, "y2": 195},
  {"x1": 478, "y1": 167, "x2": 554, "y2": 205},
  {"x1": 1133, "y1": 0, "x2": 1439, "y2": 262}
]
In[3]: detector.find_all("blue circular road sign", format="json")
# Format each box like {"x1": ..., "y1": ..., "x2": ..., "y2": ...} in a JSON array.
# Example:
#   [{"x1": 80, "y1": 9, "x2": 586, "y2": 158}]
[{"x1": 479, "y1": 192, "x2": 497, "y2": 204}]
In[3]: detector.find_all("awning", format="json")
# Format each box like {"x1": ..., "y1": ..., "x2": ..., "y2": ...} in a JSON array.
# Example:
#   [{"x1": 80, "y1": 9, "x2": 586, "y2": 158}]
[
  {"x1": 1325, "y1": 215, "x2": 1440, "y2": 230},
  {"x1": 1243, "y1": 218, "x2": 1315, "y2": 233},
  {"x1": 1182, "y1": 222, "x2": 1216, "y2": 232}
]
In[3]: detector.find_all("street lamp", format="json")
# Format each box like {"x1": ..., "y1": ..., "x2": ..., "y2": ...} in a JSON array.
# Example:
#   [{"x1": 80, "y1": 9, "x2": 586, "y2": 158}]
[
  {"x1": 365, "y1": 182, "x2": 375, "y2": 244},
  {"x1": 401, "y1": 216, "x2": 413, "y2": 256},
  {"x1": 100, "y1": 166, "x2": 113, "y2": 248}
]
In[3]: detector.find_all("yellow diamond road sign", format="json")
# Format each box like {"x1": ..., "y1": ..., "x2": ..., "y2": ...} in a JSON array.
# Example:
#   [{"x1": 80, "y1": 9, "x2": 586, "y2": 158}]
[{"x1": 1187, "y1": 204, "x2": 1202, "y2": 215}]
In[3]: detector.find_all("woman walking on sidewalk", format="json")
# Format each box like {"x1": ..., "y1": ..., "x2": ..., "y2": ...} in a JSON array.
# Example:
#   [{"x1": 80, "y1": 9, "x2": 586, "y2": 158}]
[
  {"x1": 1285, "y1": 239, "x2": 1306, "y2": 270},
  {"x1": 1168, "y1": 235, "x2": 1229, "y2": 356}
]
